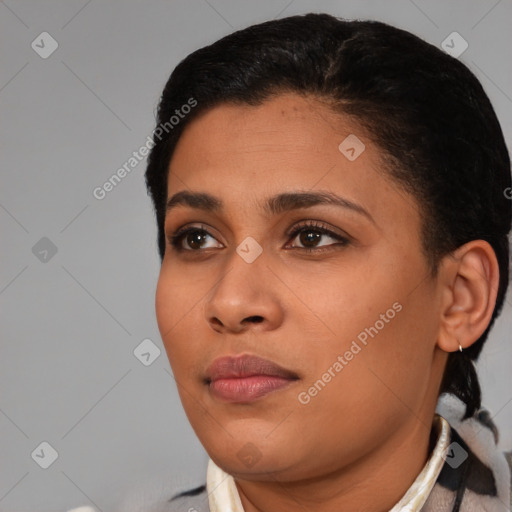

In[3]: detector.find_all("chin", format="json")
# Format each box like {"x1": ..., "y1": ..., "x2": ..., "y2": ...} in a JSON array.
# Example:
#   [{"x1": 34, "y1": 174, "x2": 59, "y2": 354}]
[{"x1": 212, "y1": 452, "x2": 293, "y2": 480}]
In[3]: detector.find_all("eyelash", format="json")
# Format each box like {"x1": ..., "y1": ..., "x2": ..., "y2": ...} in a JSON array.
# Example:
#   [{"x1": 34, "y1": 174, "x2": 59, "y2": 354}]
[{"x1": 167, "y1": 220, "x2": 351, "y2": 254}]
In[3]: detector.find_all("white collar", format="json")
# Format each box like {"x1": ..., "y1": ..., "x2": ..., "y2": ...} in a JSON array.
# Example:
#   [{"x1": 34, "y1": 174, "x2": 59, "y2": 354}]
[{"x1": 206, "y1": 414, "x2": 451, "y2": 512}]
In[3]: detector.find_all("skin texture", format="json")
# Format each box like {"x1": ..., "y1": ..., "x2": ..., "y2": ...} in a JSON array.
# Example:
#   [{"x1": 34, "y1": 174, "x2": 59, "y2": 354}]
[{"x1": 155, "y1": 93, "x2": 499, "y2": 512}]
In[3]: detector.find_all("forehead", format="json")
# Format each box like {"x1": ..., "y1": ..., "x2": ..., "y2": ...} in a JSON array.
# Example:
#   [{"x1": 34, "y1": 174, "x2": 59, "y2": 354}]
[
  {"x1": 169, "y1": 94, "x2": 374, "y2": 185},
  {"x1": 166, "y1": 93, "x2": 420, "y2": 227},
  {"x1": 171, "y1": 93, "x2": 357, "y2": 163}
]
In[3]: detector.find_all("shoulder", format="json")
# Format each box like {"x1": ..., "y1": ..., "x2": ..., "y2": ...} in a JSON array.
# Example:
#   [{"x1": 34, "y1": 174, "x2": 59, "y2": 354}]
[
  {"x1": 167, "y1": 484, "x2": 209, "y2": 512},
  {"x1": 67, "y1": 481, "x2": 209, "y2": 512},
  {"x1": 425, "y1": 394, "x2": 512, "y2": 511},
  {"x1": 506, "y1": 451, "x2": 512, "y2": 510}
]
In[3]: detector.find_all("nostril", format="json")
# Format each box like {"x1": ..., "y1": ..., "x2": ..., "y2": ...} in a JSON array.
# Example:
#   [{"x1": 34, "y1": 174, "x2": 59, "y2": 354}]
[
  {"x1": 245, "y1": 315, "x2": 264, "y2": 323},
  {"x1": 210, "y1": 318, "x2": 223, "y2": 327}
]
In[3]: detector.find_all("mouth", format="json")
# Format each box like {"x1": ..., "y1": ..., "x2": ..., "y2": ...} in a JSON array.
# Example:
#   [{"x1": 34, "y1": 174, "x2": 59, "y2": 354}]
[{"x1": 204, "y1": 353, "x2": 300, "y2": 403}]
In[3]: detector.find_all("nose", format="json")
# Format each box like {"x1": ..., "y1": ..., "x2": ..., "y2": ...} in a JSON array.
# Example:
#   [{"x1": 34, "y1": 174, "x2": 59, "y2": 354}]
[{"x1": 203, "y1": 252, "x2": 284, "y2": 334}]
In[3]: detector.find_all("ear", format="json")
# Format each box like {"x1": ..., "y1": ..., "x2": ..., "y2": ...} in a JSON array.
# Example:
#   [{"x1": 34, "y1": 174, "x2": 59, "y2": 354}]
[{"x1": 437, "y1": 240, "x2": 500, "y2": 353}]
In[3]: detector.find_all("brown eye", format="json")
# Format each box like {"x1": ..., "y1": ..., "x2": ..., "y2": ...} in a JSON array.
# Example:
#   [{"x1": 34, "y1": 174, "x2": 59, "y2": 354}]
[
  {"x1": 287, "y1": 222, "x2": 350, "y2": 252},
  {"x1": 168, "y1": 226, "x2": 222, "y2": 251},
  {"x1": 184, "y1": 230, "x2": 208, "y2": 250},
  {"x1": 297, "y1": 229, "x2": 322, "y2": 247}
]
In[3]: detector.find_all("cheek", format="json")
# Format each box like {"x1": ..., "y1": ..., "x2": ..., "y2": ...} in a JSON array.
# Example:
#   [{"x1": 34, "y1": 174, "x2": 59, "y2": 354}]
[
  {"x1": 155, "y1": 267, "x2": 195, "y2": 361},
  {"x1": 295, "y1": 256, "x2": 434, "y2": 408},
  {"x1": 155, "y1": 264, "x2": 216, "y2": 386},
  {"x1": 155, "y1": 262, "x2": 201, "y2": 328},
  {"x1": 155, "y1": 269, "x2": 176, "y2": 339},
  {"x1": 294, "y1": 301, "x2": 433, "y2": 455}
]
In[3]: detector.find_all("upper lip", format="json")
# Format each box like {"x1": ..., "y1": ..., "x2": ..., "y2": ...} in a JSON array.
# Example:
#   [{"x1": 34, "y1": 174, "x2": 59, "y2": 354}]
[{"x1": 205, "y1": 354, "x2": 299, "y2": 383}]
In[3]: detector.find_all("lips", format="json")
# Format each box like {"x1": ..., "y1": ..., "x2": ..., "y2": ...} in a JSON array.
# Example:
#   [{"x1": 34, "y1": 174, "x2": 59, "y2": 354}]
[
  {"x1": 205, "y1": 353, "x2": 299, "y2": 381},
  {"x1": 205, "y1": 354, "x2": 299, "y2": 403}
]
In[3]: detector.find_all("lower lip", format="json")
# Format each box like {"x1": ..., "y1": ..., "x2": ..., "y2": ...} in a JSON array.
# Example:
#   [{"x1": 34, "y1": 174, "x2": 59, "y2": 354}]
[{"x1": 208, "y1": 376, "x2": 296, "y2": 403}]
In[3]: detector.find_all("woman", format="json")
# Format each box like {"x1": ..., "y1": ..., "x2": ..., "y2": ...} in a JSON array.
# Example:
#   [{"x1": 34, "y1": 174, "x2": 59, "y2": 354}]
[{"x1": 74, "y1": 12, "x2": 512, "y2": 512}]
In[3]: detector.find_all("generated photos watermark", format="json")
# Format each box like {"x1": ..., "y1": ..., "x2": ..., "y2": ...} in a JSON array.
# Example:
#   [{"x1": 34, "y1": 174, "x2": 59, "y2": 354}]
[
  {"x1": 92, "y1": 97, "x2": 197, "y2": 200},
  {"x1": 298, "y1": 301, "x2": 403, "y2": 405}
]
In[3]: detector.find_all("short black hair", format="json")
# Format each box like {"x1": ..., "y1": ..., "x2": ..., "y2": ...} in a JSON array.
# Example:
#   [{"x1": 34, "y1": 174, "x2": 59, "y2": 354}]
[{"x1": 145, "y1": 13, "x2": 511, "y2": 419}]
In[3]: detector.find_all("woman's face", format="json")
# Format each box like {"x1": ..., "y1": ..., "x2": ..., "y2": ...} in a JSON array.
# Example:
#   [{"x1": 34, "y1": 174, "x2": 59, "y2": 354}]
[{"x1": 155, "y1": 93, "x2": 447, "y2": 481}]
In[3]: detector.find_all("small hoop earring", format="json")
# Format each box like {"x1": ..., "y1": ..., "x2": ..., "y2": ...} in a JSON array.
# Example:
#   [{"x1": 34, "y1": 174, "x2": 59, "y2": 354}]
[{"x1": 458, "y1": 344, "x2": 463, "y2": 352}]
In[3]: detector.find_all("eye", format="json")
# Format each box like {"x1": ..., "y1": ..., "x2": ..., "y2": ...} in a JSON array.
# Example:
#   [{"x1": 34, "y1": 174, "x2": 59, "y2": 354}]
[
  {"x1": 168, "y1": 224, "x2": 222, "y2": 252},
  {"x1": 167, "y1": 220, "x2": 351, "y2": 254},
  {"x1": 286, "y1": 221, "x2": 350, "y2": 253}
]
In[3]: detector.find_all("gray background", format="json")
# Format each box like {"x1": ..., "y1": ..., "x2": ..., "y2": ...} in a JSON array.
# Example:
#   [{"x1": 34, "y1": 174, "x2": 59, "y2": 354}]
[{"x1": 1, "y1": 1, "x2": 511, "y2": 511}]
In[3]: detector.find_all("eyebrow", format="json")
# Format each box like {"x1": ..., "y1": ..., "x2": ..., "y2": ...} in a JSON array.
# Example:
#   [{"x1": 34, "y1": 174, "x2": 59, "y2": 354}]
[{"x1": 165, "y1": 190, "x2": 375, "y2": 224}]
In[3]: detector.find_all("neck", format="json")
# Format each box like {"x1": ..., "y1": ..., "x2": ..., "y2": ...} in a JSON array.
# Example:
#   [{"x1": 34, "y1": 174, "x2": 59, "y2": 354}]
[{"x1": 234, "y1": 415, "x2": 436, "y2": 512}]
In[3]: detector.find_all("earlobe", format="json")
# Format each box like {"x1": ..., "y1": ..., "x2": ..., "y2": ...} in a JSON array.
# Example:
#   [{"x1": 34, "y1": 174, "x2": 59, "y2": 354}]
[{"x1": 436, "y1": 240, "x2": 499, "y2": 353}]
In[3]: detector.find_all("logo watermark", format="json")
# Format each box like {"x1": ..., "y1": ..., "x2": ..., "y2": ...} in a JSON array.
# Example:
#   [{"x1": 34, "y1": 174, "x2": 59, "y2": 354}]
[
  {"x1": 298, "y1": 301, "x2": 403, "y2": 405},
  {"x1": 92, "y1": 97, "x2": 197, "y2": 200}
]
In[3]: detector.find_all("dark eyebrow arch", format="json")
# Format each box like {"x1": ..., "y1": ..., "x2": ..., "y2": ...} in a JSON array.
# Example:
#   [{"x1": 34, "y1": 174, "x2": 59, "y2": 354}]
[{"x1": 165, "y1": 190, "x2": 375, "y2": 224}]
